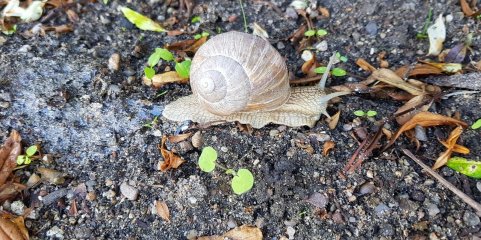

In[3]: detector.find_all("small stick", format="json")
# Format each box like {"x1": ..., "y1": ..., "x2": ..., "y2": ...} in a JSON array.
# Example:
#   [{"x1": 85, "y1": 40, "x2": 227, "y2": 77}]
[{"x1": 402, "y1": 149, "x2": 481, "y2": 216}]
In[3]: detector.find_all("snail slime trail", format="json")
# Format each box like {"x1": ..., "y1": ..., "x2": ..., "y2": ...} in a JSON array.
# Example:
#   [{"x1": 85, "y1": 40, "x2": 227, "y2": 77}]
[{"x1": 163, "y1": 31, "x2": 349, "y2": 128}]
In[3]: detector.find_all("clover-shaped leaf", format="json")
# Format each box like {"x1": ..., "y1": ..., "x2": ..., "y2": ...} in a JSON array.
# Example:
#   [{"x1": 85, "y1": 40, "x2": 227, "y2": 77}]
[
  {"x1": 198, "y1": 147, "x2": 217, "y2": 172},
  {"x1": 231, "y1": 168, "x2": 254, "y2": 195}
]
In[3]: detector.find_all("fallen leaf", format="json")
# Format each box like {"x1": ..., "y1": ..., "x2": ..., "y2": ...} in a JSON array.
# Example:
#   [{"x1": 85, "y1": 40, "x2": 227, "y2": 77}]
[
  {"x1": 327, "y1": 111, "x2": 340, "y2": 130},
  {"x1": 355, "y1": 58, "x2": 376, "y2": 72},
  {"x1": 154, "y1": 200, "x2": 170, "y2": 222},
  {"x1": 167, "y1": 133, "x2": 192, "y2": 143},
  {"x1": 386, "y1": 112, "x2": 468, "y2": 149},
  {"x1": 143, "y1": 71, "x2": 189, "y2": 88},
  {"x1": 120, "y1": 6, "x2": 165, "y2": 32},
  {"x1": 37, "y1": 167, "x2": 65, "y2": 185},
  {"x1": 252, "y1": 22, "x2": 268, "y2": 39},
  {"x1": 433, "y1": 126, "x2": 467, "y2": 169},
  {"x1": 0, "y1": 213, "x2": 28, "y2": 240},
  {"x1": 159, "y1": 136, "x2": 185, "y2": 172},
  {"x1": 198, "y1": 225, "x2": 263, "y2": 240},
  {"x1": 382, "y1": 128, "x2": 392, "y2": 139},
  {"x1": 322, "y1": 141, "x2": 335, "y2": 156},
  {"x1": 395, "y1": 64, "x2": 443, "y2": 77},
  {"x1": 42, "y1": 24, "x2": 73, "y2": 33},
  {"x1": 166, "y1": 36, "x2": 207, "y2": 54},
  {"x1": 422, "y1": 72, "x2": 481, "y2": 90},
  {"x1": 69, "y1": 199, "x2": 78, "y2": 216},
  {"x1": 65, "y1": 9, "x2": 78, "y2": 22},
  {"x1": 0, "y1": 183, "x2": 26, "y2": 203},
  {"x1": 427, "y1": 14, "x2": 446, "y2": 56},
  {"x1": 447, "y1": 157, "x2": 481, "y2": 178},
  {"x1": 419, "y1": 61, "x2": 462, "y2": 73},
  {"x1": 394, "y1": 95, "x2": 432, "y2": 125},
  {"x1": 460, "y1": 0, "x2": 475, "y2": 16},
  {"x1": 371, "y1": 69, "x2": 424, "y2": 96},
  {"x1": 3, "y1": 0, "x2": 46, "y2": 22},
  {"x1": 444, "y1": 43, "x2": 467, "y2": 63},
  {"x1": 0, "y1": 130, "x2": 21, "y2": 186}
]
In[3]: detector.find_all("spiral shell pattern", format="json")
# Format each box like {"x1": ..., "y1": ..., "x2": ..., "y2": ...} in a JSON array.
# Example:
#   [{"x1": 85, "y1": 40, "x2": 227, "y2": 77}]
[{"x1": 190, "y1": 31, "x2": 290, "y2": 116}]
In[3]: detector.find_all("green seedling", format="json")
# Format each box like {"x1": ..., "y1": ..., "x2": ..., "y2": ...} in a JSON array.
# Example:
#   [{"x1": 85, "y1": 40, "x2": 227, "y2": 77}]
[
  {"x1": 120, "y1": 7, "x2": 165, "y2": 32},
  {"x1": 198, "y1": 147, "x2": 254, "y2": 195},
  {"x1": 144, "y1": 48, "x2": 192, "y2": 79},
  {"x1": 314, "y1": 66, "x2": 347, "y2": 77},
  {"x1": 304, "y1": 28, "x2": 328, "y2": 37},
  {"x1": 103, "y1": 0, "x2": 109, "y2": 4},
  {"x1": 447, "y1": 157, "x2": 481, "y2": 179},
  {"x1": 143, "y1": 116, "x2": 159, "y2": 129},
  {"x1": 353, "y1": 110, "x2": 377, "y2": 117},
  {"x1": 17, "y1": 145, "x2": 39, "y2": 165},
  {"x1": 416, "y1": 8, "x2": 432, "y2": 39},
  {"x1": 194, "y1": 31, "x2": 210, "y2": 40},
  {"x1": 472, "y1": 119, "x2": 481, "y2": 129},
  {"x1": 238, "y1": 0, "x2": 248, "y2": 33},
  {"x1": 335, "y1": 52, "x2": 348, "y2": 62},
  {"x1": 191, "y1": 16, "x2": 202, "y2": 23}
]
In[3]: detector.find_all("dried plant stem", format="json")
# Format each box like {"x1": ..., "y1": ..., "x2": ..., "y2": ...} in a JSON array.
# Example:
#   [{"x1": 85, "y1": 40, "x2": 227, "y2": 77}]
[
  {"x1": 238, "y1": 0, "x2": 248, "y2": 33},
  {"x1": 402, "y1": 149, "x2": 481, "y2": 216}
]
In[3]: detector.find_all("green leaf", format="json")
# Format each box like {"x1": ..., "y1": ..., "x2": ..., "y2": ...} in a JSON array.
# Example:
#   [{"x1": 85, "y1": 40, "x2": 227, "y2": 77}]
[
  {"x1": 231, "y1": 169, "x2": 254, "y2": 195},
  {"x1": 24, "y1": 157, "x2": 31, "y2": 165},
  {"x1": 447, "y1": 157, "x2": 481, "y2": 179},
  {"x1": 144, "y1": 67, "x2": 155, "y2": 79},
  {"x1": 316, "y1": 29, "x2": 328, "y2": 37},
  {"x1": 191, "y1": 16, "x2": 201, "y2": 23},
  {"x1": 201, "y1": 32, "x2": 210, "y2": 37},
  {"x1": 314, "y1": 66, "x2": 327, "y2": 74},
  {"x1": 331, "y1": 68, "x2": 347, "y2": 77},
  {"x1": 304, "y1": 30, "x2": 316, "y2": 37},
  {"x1": 194, "y1": 34, "x2": 202, "y2": 40},
  {"x1": 339, "y1": 56, "x2": 348, "y2": 62},
  {"x1": 198, "y1": 146, "x2": 217, "y2": 172},
  {"x1": 26, "y1": 145, "x2": 38, "y2": 157},
  {"x1": 472, "y1": 119, "x2": 481, "y2": 129},
  {"x1": 354, "y1": 110, "x2": 366, "y2": 117},
  {"x1": 103, "y1": 0, "x2": 109, "y2": 4},
  {"x1": 16, "y1": 155, "x2": 25, "y2": 165},
  {"x1": 225, "y1": 169, "x2": 235, "y2": 175},
  {"x1": 2, "y1": 24, "x2": 17, "y2": 35},
  {"x1": 175, "y1": 60, "x2": 192, "y2": 78},
  {"x1": 366, "y1": 110, "x2": 377, "y2": 117},
  {"x1": 148, "y1": 48, "x2": 173, "y2": 66},
  {"x1": 120, "y1": 7, "x2": 166, "y2": 32}
]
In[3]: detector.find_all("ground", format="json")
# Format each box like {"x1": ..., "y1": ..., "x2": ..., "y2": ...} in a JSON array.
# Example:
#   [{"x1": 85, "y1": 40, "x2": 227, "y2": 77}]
[{"x1": 0, "y1": 0, "x2": 481, "y2": 239}]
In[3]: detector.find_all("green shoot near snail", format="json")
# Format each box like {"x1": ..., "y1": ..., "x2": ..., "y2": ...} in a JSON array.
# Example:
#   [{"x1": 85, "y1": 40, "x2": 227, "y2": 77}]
[
  {"x1": 17, "y1": 145, "x2": 39, "y2": 165},
  {"x1": 198, "y1": 146, "x2": 254, "y2": 195},
  {"x1": 144, "y1": 48, "x2": 192, "y2": 79}
]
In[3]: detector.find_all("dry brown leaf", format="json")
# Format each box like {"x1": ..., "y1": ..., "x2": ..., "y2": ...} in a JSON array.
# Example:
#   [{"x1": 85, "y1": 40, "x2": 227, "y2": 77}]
[
  {"x1": 433, "y1": 126, "x2": 467, "y2": 169},
  {"x1": 0, "y1": 213, "x2": 28, "y2": 240},
  {"x1": 159, "y1": 136, "x2": 185, "y2": 172},
  {"x1": 318, "y1": 7, "x2": 330, "y2": 18},
  {"x1": 381, "y1": 128, "x2": 392, "y2": 140},
  {"x1": 475, "y1": 60, "x2": 481, "y2": 71},
  {"x1": 0, "y1": 183, "x2": 26, "y2": 203},
  {"x1": 65, "y1": 9, "x2": 78, "y2": 22},
  {"x1": 198, "y1": 225, "x2": 263, "y2": 240},
  {"x1": 323, "y1": 141, "x2": 335, "y2": 156},
  {"x1": 460, "y1": 0, "x2": 475, "y2": 16},
  {"x1": 395, "y1": 64, "x2": 443, "y2": 77},
  {"x1": 167, "y1": 30, "x2": 184, "y2": 36},
  {"x1": 37, "y1": 168, "x2": 65, "y2": 185},
  {"x1": 327, "y1": 111, "x2": 340, "y2": 130},
  {"x1": 0, "y1": 131, "x2": 21, "y2": 186},
  {"x1": 386, "y1": 112, "x2": 468, "y2": 149},
  {"x1": 356, "y1": 58, "x2": 376, "y2": 72},
  {"x1": 167, "y1": 36, "x2": 208, "y2": 54},
  {"x1": 154, "y1": 200, "x2": 170, "y2": 222},
  {"x1": 69, "y1": 199, "x2": 78, "y2": 216},
  {"x1": 167, "y1": 133, "x2": 192, "y2": 143},
  {"x1": 371, "y1": 69, "x2": 424, "y2": 96},
  {"x1": 143, "y1": 71, "x2": 189, "y2": 88},
  {"x1": 42, "y1": 25, "x2": 73, "y2": 33},
  {"x1": 394, "y1": 95, "x2": 432, "y2": 125}
]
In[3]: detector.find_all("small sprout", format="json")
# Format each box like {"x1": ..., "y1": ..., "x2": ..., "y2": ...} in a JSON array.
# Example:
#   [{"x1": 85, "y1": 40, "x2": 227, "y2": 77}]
[
  {"x1": 472, "y1": 119, "x2": 481, "y2": 129},
  {"x1": 26, "y1": 145, "x2": 38, "y2": 156},
  {"x1": 316, "y1": 29, "x2": 328, "y2": 37},
  {"x1": 120, "y1": 7, "x2": 165, "y2": 32},
  {"x1": 144, "y1": 67, "x2": 155, "y2": 79},
  {"x1": 336, "y1": 52, "x2": 348, "y2": 62},
  {"x1": 194, "y1": 31, "x2": 210, "y2": 40},
  {"x1": 230, "y1": 168, "x2": 254, "y2": 195},
  {"x1": 191, "y1": 16, "x2": 201, "y2": 23},
  {"x1": 354, "y1": 110, "x2": 366, "y2": 117},
  {"x1": 175, "y1": 60, "x2": 192, "y2": 78},
  {"x1": 314, "y1": 66, "x2": 327, "y2": 74},
  {"x1": 416, "y1": 8, "x2": 433, "y2": 40},
  {"x1": 304, "y1": 30, "x2": 316, "y2": 37},
  {"x1": 143, "y1": 116, "x2": 159, "y2": 129},
  {"x1": 148, "y1": 48, "x2": 174, "y2": 66},
  {"x1": 331, "y1": 68, "x2": 347, "y2": 77},
  {"x1": 155, "y1": 90, "x2": 168, "y2": 98},
  {"x1": 194, "y1": 34, "x2": 202, "y2": 40},
  {"x1": 103, "y1": 0, "x2": 109, "y2": 4},
  {"x1": 17, "y1": 145, "x2": 39, "y2": 165},
  {"x1": 366, "y1": 110, "x2": 377, "y2": 117},
  {"x1": 198, "y1": 147, "x2": 217, "y2": 172}
]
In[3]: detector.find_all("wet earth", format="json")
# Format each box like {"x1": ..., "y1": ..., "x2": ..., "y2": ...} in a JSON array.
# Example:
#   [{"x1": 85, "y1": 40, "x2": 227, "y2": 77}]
[{"x1": 0, "y1": 0, "x2": 481, "y2": 239}]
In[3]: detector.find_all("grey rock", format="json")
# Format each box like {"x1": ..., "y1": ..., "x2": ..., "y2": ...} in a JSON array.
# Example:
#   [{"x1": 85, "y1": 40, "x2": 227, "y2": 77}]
[
  {"x1": 46, "y1": 226, "x2": 64, "y2": 239},
  {"x1": 411, "y1": 190, "x2": 425, "y2": 202},
  {"x1": 366, "y1": 21, "x2": 378, "y2": 36},
  {"x1": 427, "y1": 203, "x2": 440, "y2": 216},
  {"x1": 463, "y1": 211, "x2": 480, "y2": 226},
  {"x1": 120, "y1": 182, "x2": 139, "y2": 201},
  {"x1": 375, "y1": 203, "x2": 390, "y2": 216},
  {"x1": 379, "y1": 223, "x2": 395, "y2": 236}
]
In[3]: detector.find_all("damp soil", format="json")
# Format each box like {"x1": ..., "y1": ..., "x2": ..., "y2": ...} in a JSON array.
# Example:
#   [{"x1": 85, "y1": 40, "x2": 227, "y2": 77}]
[{"x1": 1, "y1": 0, "x2": 481, "y2": 239}]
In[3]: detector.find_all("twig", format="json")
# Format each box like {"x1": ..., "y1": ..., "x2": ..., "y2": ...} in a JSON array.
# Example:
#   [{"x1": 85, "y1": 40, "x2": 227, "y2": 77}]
[
  {"x1": 402, "y1": 149, "x2": 481, "y2": 216},
  {"x1": 238, "y1": 0, "x2": 248, "y2": 33}
]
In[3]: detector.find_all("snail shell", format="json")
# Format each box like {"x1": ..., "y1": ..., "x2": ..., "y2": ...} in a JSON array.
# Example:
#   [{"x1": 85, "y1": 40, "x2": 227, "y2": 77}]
[
  {"x1": 163, "y1": 31, "x2": 346, "y2": 128},
  {"x1": 190, "y1": 31, "x2": 290, "y2": 115}
]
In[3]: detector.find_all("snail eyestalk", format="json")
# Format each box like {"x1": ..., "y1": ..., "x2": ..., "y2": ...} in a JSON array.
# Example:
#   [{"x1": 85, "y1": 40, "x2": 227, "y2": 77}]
[{"x1": 318, "y1": 52, "x2": 337, "y2": 91}]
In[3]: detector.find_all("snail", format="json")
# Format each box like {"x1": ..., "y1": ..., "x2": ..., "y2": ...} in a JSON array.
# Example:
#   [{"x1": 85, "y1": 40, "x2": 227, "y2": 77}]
[{"x1": 162, "y1": 31, "x2": 348, "y2": 128}]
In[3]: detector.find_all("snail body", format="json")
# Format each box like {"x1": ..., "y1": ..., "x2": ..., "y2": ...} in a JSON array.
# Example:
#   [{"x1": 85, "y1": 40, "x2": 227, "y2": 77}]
[{"x1": 163, "y1": 31, "x2": 345, "y2": 128}]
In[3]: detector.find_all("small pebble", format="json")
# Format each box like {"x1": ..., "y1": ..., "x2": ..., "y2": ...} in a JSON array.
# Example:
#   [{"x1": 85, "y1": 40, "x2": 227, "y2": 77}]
[
  {"x1": 315, "y1": 41, "x2": 328, "y2": 52},
  {"x1": 277, "y1": 41, "x2": 285, "y2": 50},
  {"x1": 379, "y1": 223, "x2": 394, "y2": 236},
  {"x1": 463, "y1": 211, "x2": 480, "y2": 226},
  {"x1": 46, "y1": 226, "x2": 64, "y2": 239},
  {"x1": 120, "y1": 182, "x2": 139, "y2": 201},
  {"x1": 411, "y1": 190, "x2": 425, "y2": 202},
  {"x1": 358, "y1": 182, "x2": 375, "y2": 196},
  {"x1": 285, "y1": 7, "x2": 298, "y2": 19},
  {"x1": 286, "y1": 226, "x2": 295, "y2": 239},
  {"x1": 427, "y1": 203, "x2": 440, "y2": 216},
  {"x1": 108, "y1": 53, "x2": 120, "y2": 71},
  {"x1": 342, "y1": 124, "x2": 353, "y2": 131},
  {"x1": 220, "y1": 146, "x2": 228, "y2": 152},
  {"x1": 86, "y1": 192, "x2": 97, "y2": 201},
  {"x1": 269, "y1": 130, "x2": 279, "y2": 137},
  {"x1": 18, "y1": 45, "x2": 32, "y2": 53},
  {"x1": 227, "y1": 218, "x2": 237, "y2": 229},
  {"x1": 365, "y1": 21, "x2": 378, "y2": 36},
  {"x1": 11, "y1": 201, "x2": 26, "y2": 216},
  {"x1": 414, "y1": 125, "x2": 428, "y2": 141},
  {"x1": 191, "y1": 131, "x2": 203, "y2": 148},
  {"x1": 375, "y1": 203, "x2": 390, "y2": 216}
]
